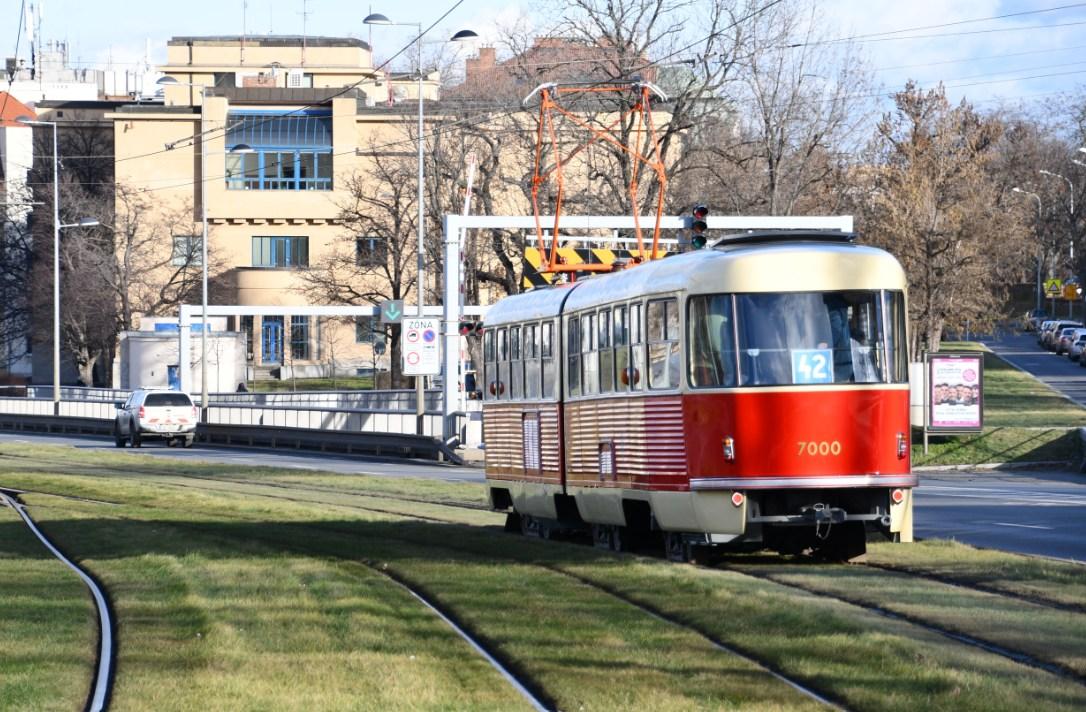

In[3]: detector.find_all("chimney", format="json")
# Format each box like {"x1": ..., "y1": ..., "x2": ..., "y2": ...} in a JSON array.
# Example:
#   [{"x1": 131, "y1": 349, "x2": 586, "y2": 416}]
[{"x1": 465, "y1": 46, "x2": 496, "y2": 80}]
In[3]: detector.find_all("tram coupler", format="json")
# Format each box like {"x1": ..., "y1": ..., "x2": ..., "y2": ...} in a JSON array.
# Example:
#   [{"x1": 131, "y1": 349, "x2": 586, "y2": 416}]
[{"x1": 799, "y1": 503, "x2": 848, "y2": 524}]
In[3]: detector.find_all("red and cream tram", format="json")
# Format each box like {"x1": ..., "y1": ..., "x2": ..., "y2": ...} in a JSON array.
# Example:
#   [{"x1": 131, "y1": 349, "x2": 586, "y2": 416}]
[{"x1": 482, "y1": 231, "x2": 915, "y2": 560}]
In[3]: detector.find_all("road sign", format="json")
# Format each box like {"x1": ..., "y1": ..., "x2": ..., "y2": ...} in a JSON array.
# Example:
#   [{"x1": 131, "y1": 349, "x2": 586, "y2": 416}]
[
  {"x1": 1065, "y1": 284, "x2": 1081, "y2": 300},
  {"x1": 380, "y1": 300, "x2": 405, "y2": 325},
  {"x1": 401, "y1": 317, "x2": 441, "y2": 376},
  {"x1": 1045, "y1": 278, "x2": 1063, "y2": 297}
]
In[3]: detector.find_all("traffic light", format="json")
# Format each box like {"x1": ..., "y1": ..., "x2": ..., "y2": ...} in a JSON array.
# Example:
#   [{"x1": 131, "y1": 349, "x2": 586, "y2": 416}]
[
  {"x1": 690, "y1": 204, "x2": 709, "y2": 249},
  {"x1": 459, "y1": 320, "x2": 483, "y2": 336}
]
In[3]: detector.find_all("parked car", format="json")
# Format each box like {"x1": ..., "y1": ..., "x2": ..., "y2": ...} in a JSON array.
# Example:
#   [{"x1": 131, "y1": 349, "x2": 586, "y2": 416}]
[
  {"x1": 1038, "y1": 320, "x2": 1058, "y2": 346},
  {"x1": 1045, "y1": 321, "x2": 1082, "y2": 351},
  {"x1": 1060, "y1": 327, "x2": 1086, "y2": 356},
  {"x1": 1071, "y1": 333, "x2": 1086, "y2": 362},
  {"x1": 114, "y1": 389, "x2": 197, "y2": 448}
]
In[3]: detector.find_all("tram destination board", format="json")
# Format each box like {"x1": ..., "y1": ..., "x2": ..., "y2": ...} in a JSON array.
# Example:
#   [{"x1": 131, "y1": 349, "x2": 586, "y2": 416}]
[{"x1": 401, "y1": 317, "x2": 441, "y2": 376}]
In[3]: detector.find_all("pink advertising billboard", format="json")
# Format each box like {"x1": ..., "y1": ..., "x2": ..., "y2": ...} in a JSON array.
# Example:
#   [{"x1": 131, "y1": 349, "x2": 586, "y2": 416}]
[{"x1": 927, "y1": 352, "x2": 983, "y2": 431}]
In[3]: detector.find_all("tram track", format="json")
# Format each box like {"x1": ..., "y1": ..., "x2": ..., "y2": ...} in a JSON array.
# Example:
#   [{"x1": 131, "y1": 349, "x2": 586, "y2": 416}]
[
  {"x1": 717, "y1": 562, "x2": 1086, "y2": 687},
  {"x1": 16, "y1": 467, "x2": 1086, "y2": 691},
  {"x1": 7, "y1": 480, "x2": 848, "y2": 710},
  {"x1": 0, "y1": 489, "x2": 115, "y2": 712},
  {"x1": 8, "y1": 454, "x2": 1086, "y2": 703},
  {"x1": 858, "y1": 560, "x2": 1086, "y2": 615},
  {"x1": 68, "y1": 472, "x2": 1085, "y2": 704}
]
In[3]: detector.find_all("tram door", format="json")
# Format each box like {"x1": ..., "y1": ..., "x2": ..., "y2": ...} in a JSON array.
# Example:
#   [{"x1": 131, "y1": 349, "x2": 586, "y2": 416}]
[{"x1": 262, "y1": 317, "x2": 284, "y2": 363}]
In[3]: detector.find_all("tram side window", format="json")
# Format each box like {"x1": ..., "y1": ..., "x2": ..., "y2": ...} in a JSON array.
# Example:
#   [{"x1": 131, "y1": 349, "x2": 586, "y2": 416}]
[
  {"x1": 567, "y1": 317, "x2": 582, "y2": 397},
  {"x1": 524, "y1": 323, "x2": 541, "y2": 399},
  {"x1": 483, "y1": 329, "x2": 496, "y2": 401},
  {"x1": 497, "y1": 327, "x2": 509, "y2": 399},
  {"x1": 599, "y1": 309, "x2": 614, "y2": 393},
  {"x1": 541, "y1": 321, "x2": 556, "y2": 399},
  {"x1": 883, "y1": 291, "x2": 908, "y2": 383},
  {"x1": 510, "y1": 326, "x2": 523, "y2": 399},
  {"x1": 630, "y1": 303, "x2": 644, "y2": 391},
  {"x1": 688, "y1": 295, "x2": 737, "y2": 388},
  {"x1": 647, "y1": 298, "x2": 680, "y2": 390},
  {"x1": 582, "y1": 312, "x2": 599, "y2": 395},
  {"x1": 614, "y1": 306, "x2": 630, "y2": 393}
]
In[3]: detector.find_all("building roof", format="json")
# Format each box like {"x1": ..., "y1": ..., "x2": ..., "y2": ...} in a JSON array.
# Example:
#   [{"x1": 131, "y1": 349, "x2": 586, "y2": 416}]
[
  {"x1": 0, "y1": 92, "x2": 36, "y2": 127},
  {"x1": 168, "y1": 35, "x2": 370, "y2": 51}
]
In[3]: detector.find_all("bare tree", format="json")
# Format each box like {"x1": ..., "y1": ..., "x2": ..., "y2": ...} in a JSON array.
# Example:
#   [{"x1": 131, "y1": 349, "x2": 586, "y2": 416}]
[
  {"x1": 859, "y1": 82, "x2": 1027, "y2": 355},
  {"x1": 298, "y1": 145, "x2": 422, "y2": 387},
  {"x1": 677, "y1": 0, "x2": 873, "y2": 217}
]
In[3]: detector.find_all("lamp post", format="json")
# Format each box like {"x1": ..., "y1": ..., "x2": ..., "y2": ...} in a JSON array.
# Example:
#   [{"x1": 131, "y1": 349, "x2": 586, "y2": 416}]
[
  {"x1": 1039, "y1": 169, "x2": 1075, "y2": 265},
  {"x1": 362, "y1": 14, "x2": 477, "y2": 433},
  {"x1": 17, "y1": 117, "x2": 98, "y2": 412},
  {"x1": 1013, "y1": 187, "x2": 1045, "y2": 314}
]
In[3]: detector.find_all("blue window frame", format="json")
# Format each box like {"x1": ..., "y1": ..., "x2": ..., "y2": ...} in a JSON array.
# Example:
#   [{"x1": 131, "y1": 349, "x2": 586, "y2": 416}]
[
  {"x1": 252, "y1": 236, "x2": 308, "y2": 268},
  {"x1": 225, "y1": 110, "x2": 332, "y2": 191}
]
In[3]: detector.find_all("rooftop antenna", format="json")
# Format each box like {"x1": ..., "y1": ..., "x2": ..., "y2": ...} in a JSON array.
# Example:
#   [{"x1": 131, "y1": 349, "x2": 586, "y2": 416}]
[
  {"x1": 241, "y1": 0, "x2": 247, "y2": 65},
  {"x1": 300, "y1": 0, "x2": 311, "y2": 66}
]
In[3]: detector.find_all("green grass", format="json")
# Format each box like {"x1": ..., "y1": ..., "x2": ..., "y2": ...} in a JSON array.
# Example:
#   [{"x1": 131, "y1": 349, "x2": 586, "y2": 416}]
[
  {"x1": 913, "y1": 343, "x2": 1086, "y2": 466},
  {"x1": 4, "y1": 444, "x2": 1086, "y2": 710},
  {"x1": 248, "y1": 376, "x2": 377, "y2": 392},
  {"x1": 0, "y1": 506, "x2": 95, "y2": 712}
]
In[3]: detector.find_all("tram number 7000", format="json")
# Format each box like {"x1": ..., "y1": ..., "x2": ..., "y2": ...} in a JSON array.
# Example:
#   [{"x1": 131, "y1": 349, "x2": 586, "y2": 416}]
[{"x1": 797, "y1": 440, "x2": 842, "y2": 457}]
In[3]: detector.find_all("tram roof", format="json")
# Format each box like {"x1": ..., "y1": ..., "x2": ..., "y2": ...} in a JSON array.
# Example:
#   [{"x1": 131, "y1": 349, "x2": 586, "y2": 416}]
[{"x1": 486, "y1": 238, "x2": 906, "y2": 326}]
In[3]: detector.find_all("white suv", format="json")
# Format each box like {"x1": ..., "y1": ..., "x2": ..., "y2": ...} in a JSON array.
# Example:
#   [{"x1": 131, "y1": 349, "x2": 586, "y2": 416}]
[{"x1": 114, "y1": 389, "x2": 198, "y2": 448}]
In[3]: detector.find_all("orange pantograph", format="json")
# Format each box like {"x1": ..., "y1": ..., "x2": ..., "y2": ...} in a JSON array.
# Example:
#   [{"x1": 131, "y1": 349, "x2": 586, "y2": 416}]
[{"x1": 525, "y1": 81, "x2": 669, "y2": 275}]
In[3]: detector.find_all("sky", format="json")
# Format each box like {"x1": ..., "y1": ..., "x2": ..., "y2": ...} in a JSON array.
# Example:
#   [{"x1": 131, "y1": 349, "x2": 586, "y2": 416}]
[{"x1": 10, "y1": 0, "x2": 1086, "y2": 109}]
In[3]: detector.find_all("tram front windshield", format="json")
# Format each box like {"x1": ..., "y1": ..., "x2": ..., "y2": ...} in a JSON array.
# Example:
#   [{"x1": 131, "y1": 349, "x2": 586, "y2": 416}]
[{"x1": 688, "y1": 291, "x2": 907, "y2": 387}]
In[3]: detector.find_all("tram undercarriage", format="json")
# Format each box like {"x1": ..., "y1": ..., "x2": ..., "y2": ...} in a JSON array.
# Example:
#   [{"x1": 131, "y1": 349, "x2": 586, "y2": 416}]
[{"x1": 488, "y1": 483, "x2": 913, "y2": 563}]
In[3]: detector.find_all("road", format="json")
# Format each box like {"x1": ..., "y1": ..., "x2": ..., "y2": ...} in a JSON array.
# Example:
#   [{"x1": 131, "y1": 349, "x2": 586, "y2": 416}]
[
  {"x1": 0, "y1": 431, "x2": 485, "y2": 483},
  {"x1": 913, "y1": 469, "x2": 1086, "y2": 561},
  {"x1": 981, "y1": 329, "x2": 1086, "y2": 406}
]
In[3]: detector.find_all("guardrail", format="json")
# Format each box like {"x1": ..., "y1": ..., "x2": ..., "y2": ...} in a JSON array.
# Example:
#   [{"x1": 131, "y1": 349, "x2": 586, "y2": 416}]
[
  {"x1": 0, "y1": 398, "x2": 463, "y2": 463},
  {"x1": 26, "y1": 386, "x2": 445, "y2": 411}
]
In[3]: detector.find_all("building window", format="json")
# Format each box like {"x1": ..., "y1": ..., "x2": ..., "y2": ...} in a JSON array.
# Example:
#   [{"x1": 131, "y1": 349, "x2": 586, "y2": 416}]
[
  {"x1": 355, "y1": 237, "x2": 388, "y2": 267},
  {"x1": 225, "y1": 111, "x2": 332, "y2": 191},
  {"x1": 171, "y1": 235, "x2": 203, "y2": 266},
  {"x1": 356, "y1": 316, "x2": 379, "y2": 343},
  {"x1": 290, "y1": 316, "x2": 310, "y2": 360},
  {"x1": 252, "y1": 236, "x2": 308, "y2": 268}
]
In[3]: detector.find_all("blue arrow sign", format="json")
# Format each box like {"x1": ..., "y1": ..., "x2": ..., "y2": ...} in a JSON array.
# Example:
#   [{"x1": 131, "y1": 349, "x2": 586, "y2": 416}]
[{"x1": 381, "y1": 300, "x2": 404, "y2": 324}]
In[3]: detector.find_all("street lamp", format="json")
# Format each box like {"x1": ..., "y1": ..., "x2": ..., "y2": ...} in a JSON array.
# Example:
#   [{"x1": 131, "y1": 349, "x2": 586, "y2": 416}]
[
  {"x1": 17, "y1": 117, "x2": 98, "y2": 412},
  {"x1": 156, "y1": 76, "x2": 252, "y2": 414},
  {"x1": 362, "y1": 14, "x2": 477, "y2": 433},
  {"x1": 1013, "y1": 187, "x2": 1045, "y2": 313},
  {"x1": 1039, "y1": 169, "x2": 1075, "y2": 263}
]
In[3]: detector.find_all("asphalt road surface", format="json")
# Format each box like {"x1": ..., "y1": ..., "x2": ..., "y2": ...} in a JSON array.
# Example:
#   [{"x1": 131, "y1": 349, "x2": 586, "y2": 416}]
[
  {"x1": 913, "y1": 469, "x2": 1086, "y2": 561},
  {"x1": 0, "y1": 431, "x2": 484, "y2": 483},
  {"x1": 982, "y1": 330, "x2": 1086, "y2": 406}
]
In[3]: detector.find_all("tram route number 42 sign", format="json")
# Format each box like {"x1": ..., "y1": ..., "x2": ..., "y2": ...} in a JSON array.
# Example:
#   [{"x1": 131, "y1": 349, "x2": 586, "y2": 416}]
[{"x1": 401, "y1": 317, "x2": 441, "y2": 376}]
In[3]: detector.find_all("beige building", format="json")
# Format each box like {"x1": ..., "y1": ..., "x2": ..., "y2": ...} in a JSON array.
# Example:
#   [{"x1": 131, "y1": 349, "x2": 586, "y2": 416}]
[{"x1": 110, "y1": 35, "x2": 442, "y2": 375}]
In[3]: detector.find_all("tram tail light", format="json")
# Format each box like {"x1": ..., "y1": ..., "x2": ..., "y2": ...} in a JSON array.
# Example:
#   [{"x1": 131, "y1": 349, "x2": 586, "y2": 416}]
[
  {"x1": 730, "y1": 491, "x2": 745, "y2": 507},
  {"x1": 897, "y1": 432, "x2": 908, "y2": 459},
  {"x1": 891, "y1": 488, "x2": 906, "y2": 505},
  {"x1": 722, "y1": 436, "x2": 735, "y2": 462}
]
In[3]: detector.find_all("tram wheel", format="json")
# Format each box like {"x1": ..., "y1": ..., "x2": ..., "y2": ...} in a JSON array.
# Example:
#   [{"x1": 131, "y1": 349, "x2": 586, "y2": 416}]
[
  {"x1": 610, "y1": 526, "x2": 626, "y2": 553},
  {"x1": 591, "y1": 524, "x2": 613, "y2": 550},
  {"x1": 520, "y1": 514, "x2": 537, "y2": 537},
  {"x1": 664, "y1": 532, "x2": 688, "y2": 562}
]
